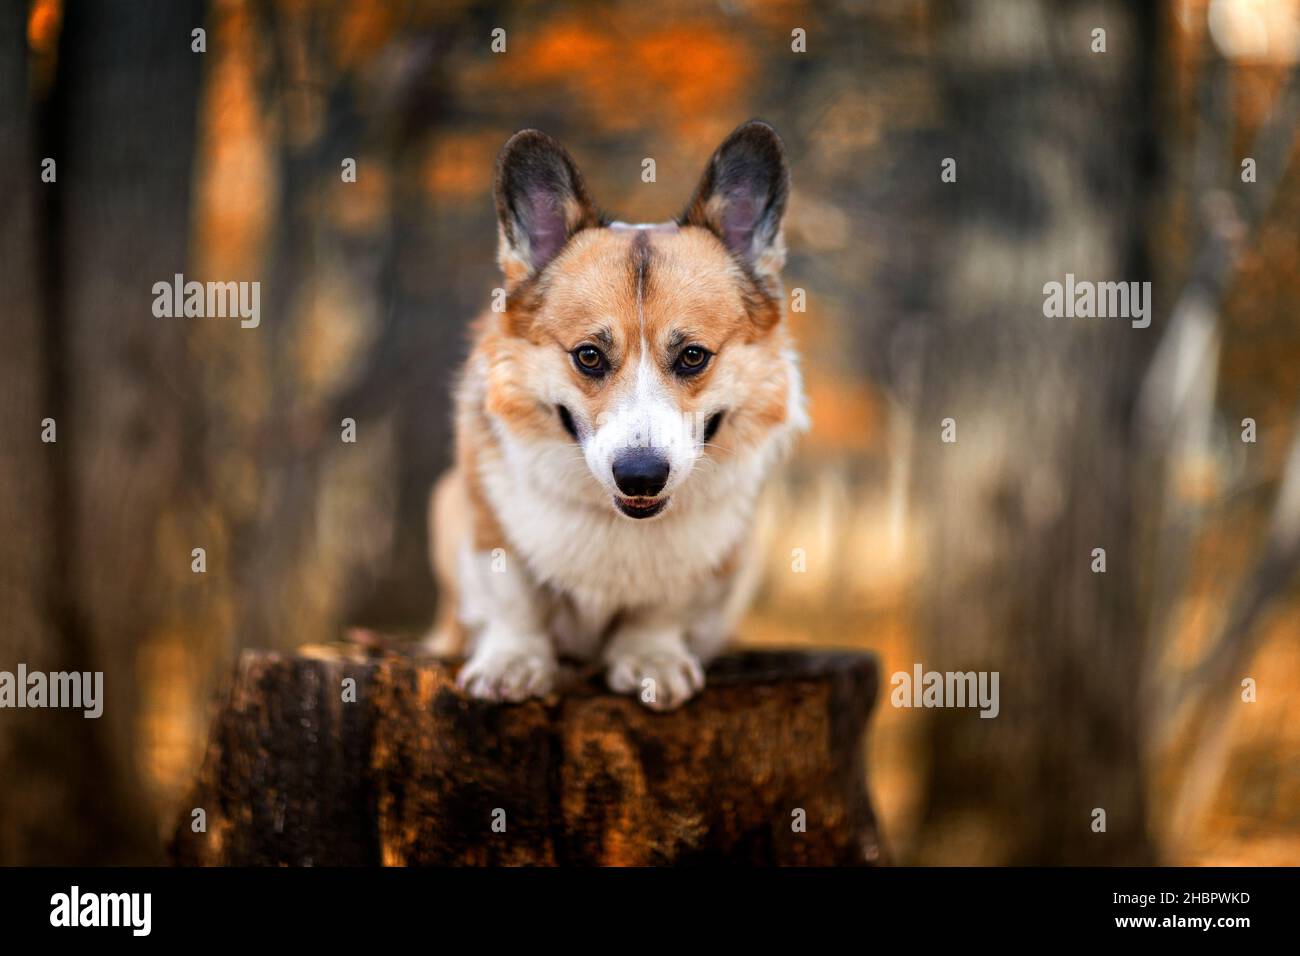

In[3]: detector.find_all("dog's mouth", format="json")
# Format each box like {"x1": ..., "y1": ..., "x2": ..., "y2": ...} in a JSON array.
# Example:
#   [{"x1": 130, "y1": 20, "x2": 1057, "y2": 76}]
[{"x1": 614, "y1": 495, "x2": 669, "y2": 520}]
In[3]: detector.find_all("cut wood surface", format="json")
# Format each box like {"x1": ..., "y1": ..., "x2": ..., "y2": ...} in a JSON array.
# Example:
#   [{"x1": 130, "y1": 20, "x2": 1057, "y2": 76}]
[{"x1": 171, "y1": 647, "x2": 884, "y2": 866}]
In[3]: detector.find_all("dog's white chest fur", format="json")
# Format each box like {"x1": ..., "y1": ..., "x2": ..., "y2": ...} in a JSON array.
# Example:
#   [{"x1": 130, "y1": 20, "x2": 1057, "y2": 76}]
[{"x1": 478, "y1": 428, "x2": 769, "y2": 647}]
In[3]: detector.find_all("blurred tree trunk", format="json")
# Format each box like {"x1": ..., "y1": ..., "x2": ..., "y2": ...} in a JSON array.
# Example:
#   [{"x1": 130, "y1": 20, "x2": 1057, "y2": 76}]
[
  {"x1": 232, "y1": 6, "x2": 462, "y2": 644},
  {"x1": 910, "y1": 0, "x2": 1162, "y2": 864},
  {"x1": 354, "y1": 60, "x2": 464, "y2": 631},
  {"x1": 0, "y1": 0, "x2": 204, "y2": 864},
  {"x1": 0, "y1": 0, "x2": 67, "y2": 864}
]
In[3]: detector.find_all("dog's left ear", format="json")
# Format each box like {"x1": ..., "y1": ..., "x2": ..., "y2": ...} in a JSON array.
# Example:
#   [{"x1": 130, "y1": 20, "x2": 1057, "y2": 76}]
[
  {"x1": 494, "y1": 129, "x2": 601, "y2": 286},
  {"x1": 681, "y1": 120, "x2": 789, "y2": 284}
]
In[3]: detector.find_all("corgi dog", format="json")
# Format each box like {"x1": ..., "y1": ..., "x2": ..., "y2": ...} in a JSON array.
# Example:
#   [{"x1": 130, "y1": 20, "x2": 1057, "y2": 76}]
[{"x1": 425, "y1": 120, "x2": 807, "y2": 710}]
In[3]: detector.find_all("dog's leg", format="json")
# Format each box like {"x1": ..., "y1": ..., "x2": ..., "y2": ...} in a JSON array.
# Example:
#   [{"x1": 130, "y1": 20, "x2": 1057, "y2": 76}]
[
  {"x1": 604, "y1": 608, "x2": 704, "y2": 711},
  {"x1": 454, "y1": 546, "x2": 556, "y2": 702},
  {"x1": 685, "y1": 542, "x2": 761, "y2": 665}
]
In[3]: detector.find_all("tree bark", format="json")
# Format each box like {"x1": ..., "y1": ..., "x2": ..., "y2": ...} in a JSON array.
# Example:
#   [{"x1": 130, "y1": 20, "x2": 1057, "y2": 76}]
[{"x1": 171, "y1": 648, "x2": 883, "y2": 866}]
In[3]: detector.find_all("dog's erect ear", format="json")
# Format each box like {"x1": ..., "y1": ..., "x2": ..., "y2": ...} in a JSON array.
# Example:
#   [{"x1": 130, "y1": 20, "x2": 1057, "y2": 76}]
[
  {"x1": 681, "y1": 120, "x2": 789, "y2": 282},
  {"x1": 494, "y1": 130, "x2": 600, "y2": 285}
]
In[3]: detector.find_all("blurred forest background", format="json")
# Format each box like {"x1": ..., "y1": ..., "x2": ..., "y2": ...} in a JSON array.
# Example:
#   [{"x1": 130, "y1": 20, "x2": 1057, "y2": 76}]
[{"x1": 1, "y1": 0, "x2": 1298, "y2": 866}]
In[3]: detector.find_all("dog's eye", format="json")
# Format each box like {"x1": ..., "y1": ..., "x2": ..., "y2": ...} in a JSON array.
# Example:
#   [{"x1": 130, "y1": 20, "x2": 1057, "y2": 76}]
[
  {"x1": 674, "y1": 346, "x2": 711, "y2": 376},
  {"x1": 573, "y1": 345, "x2": 607, "y2": 376}
]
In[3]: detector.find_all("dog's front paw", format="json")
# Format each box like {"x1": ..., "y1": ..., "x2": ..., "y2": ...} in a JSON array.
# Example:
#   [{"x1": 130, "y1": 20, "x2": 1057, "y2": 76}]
[
  {"x1": 606, "y1": 650, "x2": 704, "y2": 711},
  {"x1": 457, "y1": 646, "x2": 556, "y2": 702}
]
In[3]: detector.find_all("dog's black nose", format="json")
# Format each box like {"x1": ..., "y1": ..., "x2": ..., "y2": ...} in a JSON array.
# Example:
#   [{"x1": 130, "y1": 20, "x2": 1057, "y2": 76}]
[{"x1": 612, "y1": 449, "x2": 670, "y2": 497}]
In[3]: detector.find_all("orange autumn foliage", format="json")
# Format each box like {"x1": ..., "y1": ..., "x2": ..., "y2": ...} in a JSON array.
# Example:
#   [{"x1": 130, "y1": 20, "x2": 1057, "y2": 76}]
[{"x1": 498, "y1": 18, "x2": 750, "y2": 139}]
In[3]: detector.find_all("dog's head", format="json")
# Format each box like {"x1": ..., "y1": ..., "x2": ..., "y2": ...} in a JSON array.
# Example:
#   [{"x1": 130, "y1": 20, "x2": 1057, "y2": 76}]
[{"x1": 481, "y1": 121, "x2": 805, "y2": 520}]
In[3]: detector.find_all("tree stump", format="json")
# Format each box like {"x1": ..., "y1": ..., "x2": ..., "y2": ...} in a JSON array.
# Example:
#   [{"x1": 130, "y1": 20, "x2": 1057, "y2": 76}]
[{"x1": 170, "y1": 647, "x2": 884, "y2": 865}]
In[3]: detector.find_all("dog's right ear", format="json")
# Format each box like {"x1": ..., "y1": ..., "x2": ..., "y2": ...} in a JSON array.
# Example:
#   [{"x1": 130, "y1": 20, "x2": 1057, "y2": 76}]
[{"x1": 494, "y1": 130, "x2": 600, "y2": 287}]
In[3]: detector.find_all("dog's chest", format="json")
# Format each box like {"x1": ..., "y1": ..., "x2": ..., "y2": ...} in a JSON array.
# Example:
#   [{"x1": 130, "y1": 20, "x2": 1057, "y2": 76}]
[
  {"x1": 474, "y1": 428, "x2": 772, "y2": 655},
  {"x1": 492, "y1": 482, "x2": 747, "y2": 611}
]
